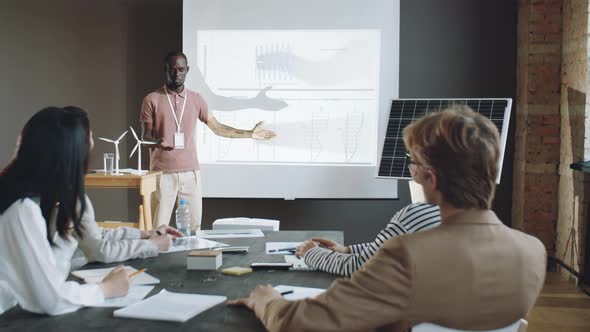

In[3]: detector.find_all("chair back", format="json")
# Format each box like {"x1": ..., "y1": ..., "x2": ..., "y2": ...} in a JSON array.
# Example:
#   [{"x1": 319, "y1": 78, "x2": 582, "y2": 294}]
[{"x1": 413, "y1": 319, "x2": 527, "y2": 332}]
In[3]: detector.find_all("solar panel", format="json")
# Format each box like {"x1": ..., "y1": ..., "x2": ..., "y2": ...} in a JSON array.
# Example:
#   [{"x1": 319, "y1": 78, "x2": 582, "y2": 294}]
[{"x1": 377, "y1": 98, "x2": 512, "y2": 182}]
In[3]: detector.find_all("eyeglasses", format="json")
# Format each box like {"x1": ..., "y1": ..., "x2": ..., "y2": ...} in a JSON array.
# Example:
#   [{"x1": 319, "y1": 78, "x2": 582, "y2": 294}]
[
  {"x1": 405, "y1": 152, "x2": 415, "y2": 164},
  {"x1": 406, "y1": 151, "x2": 424, "y2": 177}
]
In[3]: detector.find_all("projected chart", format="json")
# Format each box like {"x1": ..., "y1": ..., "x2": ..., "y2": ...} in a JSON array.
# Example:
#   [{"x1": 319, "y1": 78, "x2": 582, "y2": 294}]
[{"x1": 193, "y1": 30, "x2": 381, "y2": 165}]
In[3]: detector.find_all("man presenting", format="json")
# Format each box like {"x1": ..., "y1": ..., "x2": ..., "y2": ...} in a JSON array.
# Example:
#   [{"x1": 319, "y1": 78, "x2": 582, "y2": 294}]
[{"x1": 140, "y1": 51, "x2": 276, "y2": 230}]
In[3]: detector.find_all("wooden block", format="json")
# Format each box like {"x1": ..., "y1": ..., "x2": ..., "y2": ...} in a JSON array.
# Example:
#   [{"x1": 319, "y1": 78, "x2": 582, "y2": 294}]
[{"x1": 188, "y1": 250, "x2": 221, "y2": 257}]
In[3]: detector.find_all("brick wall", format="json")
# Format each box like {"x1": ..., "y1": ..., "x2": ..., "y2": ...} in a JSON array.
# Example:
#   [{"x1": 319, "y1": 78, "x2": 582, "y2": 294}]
[
  {"x1": 515, "y1": 0, "x2": 563, "y2": 254},
  {"x1": 557, "y1": 0, "x2": 588, "y2": 274},
  {"x1": 516, "y1": 0, "x2": 589, "y2": 274}
]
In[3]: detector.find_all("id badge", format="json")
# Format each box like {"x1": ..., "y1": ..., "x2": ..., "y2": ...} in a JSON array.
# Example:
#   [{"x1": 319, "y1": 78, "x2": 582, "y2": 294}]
[{"x1": 174, "y1": 132, "x2": 185, "y2": 149}]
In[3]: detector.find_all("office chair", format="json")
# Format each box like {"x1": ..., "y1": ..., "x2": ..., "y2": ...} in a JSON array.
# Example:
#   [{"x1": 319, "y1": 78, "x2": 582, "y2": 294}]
[{"x1": 413, "y1": 319, "x2": 527, "y2": 332}]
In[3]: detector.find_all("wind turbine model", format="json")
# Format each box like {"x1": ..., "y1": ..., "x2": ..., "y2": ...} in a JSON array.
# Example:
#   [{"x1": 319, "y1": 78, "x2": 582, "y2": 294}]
[
  {"x1": 129, "y1": 126, "x2": 156, "y2": 174},
  {"x1": 98, "y1": 130, "x2": 128, "y2": 175}
]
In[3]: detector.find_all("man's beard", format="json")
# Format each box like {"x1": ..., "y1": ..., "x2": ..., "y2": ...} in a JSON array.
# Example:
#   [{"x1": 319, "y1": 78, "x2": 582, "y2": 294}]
[{"x1": 167, "y1": 80, "x2": 184, "y2": 89}]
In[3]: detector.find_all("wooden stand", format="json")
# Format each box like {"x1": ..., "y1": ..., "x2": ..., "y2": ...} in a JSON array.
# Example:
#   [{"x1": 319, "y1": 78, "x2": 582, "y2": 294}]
[{"x1": 85, "y1": 171, "x2": 161, "y2": 230}]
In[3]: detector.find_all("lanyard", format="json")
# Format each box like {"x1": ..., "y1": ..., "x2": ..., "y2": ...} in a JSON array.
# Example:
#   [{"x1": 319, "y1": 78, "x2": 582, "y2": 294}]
[{"x1": 164, "y1": 86, "x2": 188, "y2": 133}]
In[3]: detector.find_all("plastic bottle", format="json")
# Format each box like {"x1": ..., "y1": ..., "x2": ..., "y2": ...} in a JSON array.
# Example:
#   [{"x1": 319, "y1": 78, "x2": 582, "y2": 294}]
[{"x1": 175, "y1": 199, "x2": 191, "y2": 237}]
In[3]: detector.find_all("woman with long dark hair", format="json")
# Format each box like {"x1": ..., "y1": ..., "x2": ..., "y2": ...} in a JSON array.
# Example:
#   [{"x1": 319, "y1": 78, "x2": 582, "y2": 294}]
[{"x1": 0, "y1": 107, "x2": 130, "y2": 315}]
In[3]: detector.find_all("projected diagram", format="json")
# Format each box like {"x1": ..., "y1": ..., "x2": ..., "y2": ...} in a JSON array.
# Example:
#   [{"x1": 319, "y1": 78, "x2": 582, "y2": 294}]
[{"x1": 193, "y1": 30, "x2": 381, "y2": 165}]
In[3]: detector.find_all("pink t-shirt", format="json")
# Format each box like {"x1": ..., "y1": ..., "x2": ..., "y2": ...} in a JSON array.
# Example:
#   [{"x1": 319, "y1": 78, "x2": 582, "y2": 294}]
[{"x1": 140, "y1": 85, "x2": 209, "y2": 173}]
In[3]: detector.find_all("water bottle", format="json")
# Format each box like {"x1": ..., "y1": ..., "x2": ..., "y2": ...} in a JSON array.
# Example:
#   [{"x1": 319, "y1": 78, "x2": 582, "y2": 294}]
[{"x1": 175, "y1": 199, "x2": 191, "y2": 237}]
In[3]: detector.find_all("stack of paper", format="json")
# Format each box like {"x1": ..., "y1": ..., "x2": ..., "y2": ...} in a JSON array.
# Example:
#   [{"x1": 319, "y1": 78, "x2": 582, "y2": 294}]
[
  {"x1": 197, "y1": 229, "x2": 265, "y2": 239},
  {"x1": 113, "y1": 289, "x2": 227, "y2": 322}
]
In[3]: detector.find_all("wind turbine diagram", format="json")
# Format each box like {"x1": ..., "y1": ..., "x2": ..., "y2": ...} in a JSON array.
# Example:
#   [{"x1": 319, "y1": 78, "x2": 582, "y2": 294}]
[
  {"x1": 129, "y1": 126, "x2": 156, "y2": 174},
  {"x1": 98, "y1": 130, "x2": 128, "y2": 175}
]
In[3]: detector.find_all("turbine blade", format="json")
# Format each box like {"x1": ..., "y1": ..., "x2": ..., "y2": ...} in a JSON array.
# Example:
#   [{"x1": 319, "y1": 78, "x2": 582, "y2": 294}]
[
  {"x1": 98, "y1": 137, "x2": 114, "y2": 143},
  {"x1": 130, "y1": 126, "x2": 139, "y2": 141},
  {"x1": 130, "y1": 143, "x2": 139, "y2": 158},
  {"x1": 116, "y1": 130, "x2": 128, "y2": 142}
]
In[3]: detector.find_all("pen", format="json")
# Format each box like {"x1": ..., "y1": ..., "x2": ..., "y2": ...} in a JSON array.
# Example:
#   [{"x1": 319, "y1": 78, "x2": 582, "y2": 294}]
[
  {"x1": 128, "y1": 268, "x2": 147, "y2": 279},
  {"x1": 280, "y1": 290, "x2": 294, "y2": 296},
  {"x1": 156, "y1": 230, "x2": 163, "y2": 235},
  {"x1": 269, "y1": 247, "x2": 297, "y2": 253}
]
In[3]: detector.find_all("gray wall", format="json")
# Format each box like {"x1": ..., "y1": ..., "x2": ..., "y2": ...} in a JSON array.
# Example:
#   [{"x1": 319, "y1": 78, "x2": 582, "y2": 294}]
[
  {"x1": 0, "y1": 0, "x2": 516, "y2": 244},
  {"x1": 0, "y1": 0, "x2": 181, "y2": 222}
]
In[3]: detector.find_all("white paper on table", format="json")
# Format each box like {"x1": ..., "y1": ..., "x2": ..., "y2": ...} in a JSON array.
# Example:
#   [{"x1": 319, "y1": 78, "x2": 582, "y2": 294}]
[
  {"x1": 71, "y1": 266, "x2": 160, "y2": 285},
  {"x1": 265, "y1": 242, "x2": 302, "y2": 255},
  {"x1": 284, "y1": 255, "x2": 318, "y2": 271},
  {"x1": 274, "y1": 285, "x2": 325, "y2": 301},
  {"x1": 113, "y1": 289, "x2": 227, "y2": 322},
  {"x1": 197, "y1": 229, "x2": 264, "y2": 239},
  {"x1": 160, "y1": 236, "x2": 229, "y2": 254},
  {"x1": 92, "y1": 285, "x2": 155, "y2": 307}
]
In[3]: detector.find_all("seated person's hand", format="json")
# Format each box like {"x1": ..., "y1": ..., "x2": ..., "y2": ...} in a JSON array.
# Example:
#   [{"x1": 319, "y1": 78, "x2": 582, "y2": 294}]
[
  {"x1": 312, "y1": 238, "x2": 350, "y2": 254},
  {"x1": 99, "y1": 265, "x2": 131, "y2": 298},
  {"x1": 141, "y1": 224, "x2": 183, "y2": 239},
  {"x1": 148, "y1": 233, "x2": 173, "y2": 251},
  {"x1": 295, "y1": 240, "x2": 318, "y2": 257},
  {"x1": 227, "y1": 284, "x2": 281, "y2": 310}
]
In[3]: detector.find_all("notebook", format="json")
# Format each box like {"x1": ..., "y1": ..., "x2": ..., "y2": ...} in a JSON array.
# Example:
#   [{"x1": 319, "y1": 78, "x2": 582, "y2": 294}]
[
  {"x1": 274, "y1": 285, "x2": 325, "y2": 301},
  {"x1": 284, "y1": 255, "x2": 318, "y2": 271},
  {"x1": 113, "y1": 289, "x2": 227, "y2": 322},
  {"x1": 71, "y1": 266, "x2": 160, "y2": 285}
]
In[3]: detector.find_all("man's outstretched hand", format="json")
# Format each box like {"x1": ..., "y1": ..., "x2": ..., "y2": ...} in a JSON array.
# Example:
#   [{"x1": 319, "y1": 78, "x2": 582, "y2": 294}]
[{"x1": 251, "y1": 121, "x2": 277, "y2": 140}]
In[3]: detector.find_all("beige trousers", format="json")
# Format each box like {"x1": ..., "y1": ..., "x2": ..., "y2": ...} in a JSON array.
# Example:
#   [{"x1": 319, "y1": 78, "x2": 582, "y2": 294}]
[{"x1": 152, "y1": 171, "x2": 202, "y2": 231}]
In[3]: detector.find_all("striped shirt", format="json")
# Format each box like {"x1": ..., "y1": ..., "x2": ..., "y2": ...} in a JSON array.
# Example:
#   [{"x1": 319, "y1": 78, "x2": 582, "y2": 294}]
[{"x1": 303, "y1": 202, "x2": 441, "y2": 277}]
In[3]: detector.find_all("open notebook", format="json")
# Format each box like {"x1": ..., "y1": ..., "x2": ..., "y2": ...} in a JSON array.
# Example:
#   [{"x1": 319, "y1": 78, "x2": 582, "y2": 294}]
[{"x1": 113, "y1": 289, "x2": 227, "y2": 322}]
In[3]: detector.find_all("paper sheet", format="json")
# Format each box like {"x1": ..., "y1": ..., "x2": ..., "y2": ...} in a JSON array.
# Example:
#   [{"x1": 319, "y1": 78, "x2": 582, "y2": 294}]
[
  {"x1": 113, "y1": 289, "x2": 227, "y2": 322},
  {"x1": 71, "y1": 266, "x2": 160, "y2": 285},
  {"x1": 274, "y1": 285, "x2": 325, "y2": 301},
  {"x1": 197, "y1": 229, "x2": 265, "y2": 239},
  {"x1": 161, "y1": 236, "x2": 229, "y2": 254},
  {"x1": 265, "y1": 242, "x2": 302, "y2": 255},
  {"x1": 92, "y1": 285, "x2": 155, "y2": 307}
]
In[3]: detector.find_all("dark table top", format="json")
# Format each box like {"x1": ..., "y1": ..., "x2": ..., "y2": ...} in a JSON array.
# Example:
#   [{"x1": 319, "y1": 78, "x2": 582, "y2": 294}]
[{"x1": 0, "y1": 231, "x2": 343, "y2": 332}]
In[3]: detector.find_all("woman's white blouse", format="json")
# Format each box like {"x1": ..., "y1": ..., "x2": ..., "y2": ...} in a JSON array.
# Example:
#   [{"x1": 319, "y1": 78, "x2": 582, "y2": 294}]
[{"x1": 0, "y1": 198, "x2": 104, "y2": 316}]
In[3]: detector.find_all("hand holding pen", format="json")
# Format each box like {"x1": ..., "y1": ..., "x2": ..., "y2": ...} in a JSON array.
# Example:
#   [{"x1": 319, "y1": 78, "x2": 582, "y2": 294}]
[{"x1": 99, "y1": 265, "x2": 131, "y2": 298}]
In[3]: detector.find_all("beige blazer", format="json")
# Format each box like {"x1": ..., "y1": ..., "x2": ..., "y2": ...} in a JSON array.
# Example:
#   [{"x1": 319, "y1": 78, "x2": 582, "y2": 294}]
[{"x1": 255, "y1": 209, "x2": 546, "y2": 332}]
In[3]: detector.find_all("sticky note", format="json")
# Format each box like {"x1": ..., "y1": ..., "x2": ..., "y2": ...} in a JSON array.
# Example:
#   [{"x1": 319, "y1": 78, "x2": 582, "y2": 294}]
[{"x1": 222, "y1": 267, "x2": 253, "y2": 276}]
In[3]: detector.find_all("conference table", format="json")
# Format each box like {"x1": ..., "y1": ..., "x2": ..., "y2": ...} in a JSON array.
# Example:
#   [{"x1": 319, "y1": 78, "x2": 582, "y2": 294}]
[{"x1": 0, "y1": 231, "x2": 343, "y2": 332}]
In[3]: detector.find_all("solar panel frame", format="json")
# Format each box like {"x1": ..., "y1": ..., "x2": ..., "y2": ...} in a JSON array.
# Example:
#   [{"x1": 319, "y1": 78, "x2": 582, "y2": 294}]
[{"x1": 376, "y1": 98, "x2": 512, "y2": 183}]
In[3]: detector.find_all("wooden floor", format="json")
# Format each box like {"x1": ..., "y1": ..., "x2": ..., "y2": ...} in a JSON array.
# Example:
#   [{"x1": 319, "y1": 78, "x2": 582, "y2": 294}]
[{"x1": 528, "y1": 272, "x2": 590, "y2": 332}]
